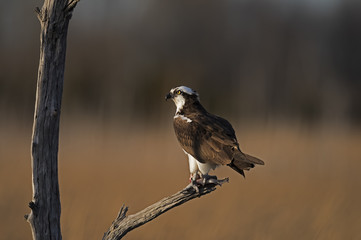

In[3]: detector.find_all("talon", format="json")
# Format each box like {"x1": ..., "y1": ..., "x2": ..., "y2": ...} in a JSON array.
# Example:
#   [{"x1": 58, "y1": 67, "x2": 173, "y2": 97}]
[
  {"x1": 202, "y1": 178, "x2": 207, "y2": 186},
  {"x1": 192, "y1": 182, "x2": 200, "y2": 193},
  {"x1": 201, "y1": 175, "x2": 229, "y2": 186},
  {"x1": 185, "y1": 174, "x2": 229, "y2": 193},
  {"x1": 200, "y1": 174, "x2": 218, "y2": 185},
  {"x1": 185, "y1": 180, "x2": 200, "y2": 194}
]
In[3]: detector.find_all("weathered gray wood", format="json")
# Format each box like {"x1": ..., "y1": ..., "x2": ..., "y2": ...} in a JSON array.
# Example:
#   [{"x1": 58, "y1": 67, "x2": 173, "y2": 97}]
[
  {"x1": 25, "y1": 1, "x2": 79, "y2": 239},
  {"x1": 103, "y1": 179, "x2": 229, "y2": 240}
]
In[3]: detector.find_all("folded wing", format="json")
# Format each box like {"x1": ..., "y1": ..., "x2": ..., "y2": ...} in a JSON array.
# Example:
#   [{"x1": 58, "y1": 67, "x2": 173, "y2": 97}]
[{"x1": 173, "y1": 112, "x2": 264, "y2": 176}]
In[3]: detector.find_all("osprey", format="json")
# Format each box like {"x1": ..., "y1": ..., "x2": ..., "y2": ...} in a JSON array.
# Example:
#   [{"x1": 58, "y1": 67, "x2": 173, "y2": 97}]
[{"x1": 166, "y1": 86, "x2": 264, "y2": 187}]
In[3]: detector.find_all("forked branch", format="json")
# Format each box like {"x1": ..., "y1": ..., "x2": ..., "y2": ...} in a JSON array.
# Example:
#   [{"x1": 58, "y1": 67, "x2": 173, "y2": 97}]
[{"x1": 103, "y1": 178, "x2": 229, "y2": 240}]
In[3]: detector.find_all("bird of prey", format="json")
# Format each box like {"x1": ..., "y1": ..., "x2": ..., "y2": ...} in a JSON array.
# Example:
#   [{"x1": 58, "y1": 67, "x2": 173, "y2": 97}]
[{"x1": 166, "y1": 86, "x2": 264, "y2": 188}]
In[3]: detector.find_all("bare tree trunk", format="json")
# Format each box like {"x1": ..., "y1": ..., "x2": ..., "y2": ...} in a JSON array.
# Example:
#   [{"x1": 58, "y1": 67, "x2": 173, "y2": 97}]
[
  {"x1": 25, "y1": 1, "x2": 79, "y2": 239},
  {"x1": 103, "y1": 179, "x2": 229, "y2": 240}
]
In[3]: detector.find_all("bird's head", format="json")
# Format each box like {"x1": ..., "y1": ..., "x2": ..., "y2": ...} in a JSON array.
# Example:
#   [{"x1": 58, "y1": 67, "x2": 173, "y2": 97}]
[{"x1": 165, "y1": 86, "x2": 200, "y2": 113}]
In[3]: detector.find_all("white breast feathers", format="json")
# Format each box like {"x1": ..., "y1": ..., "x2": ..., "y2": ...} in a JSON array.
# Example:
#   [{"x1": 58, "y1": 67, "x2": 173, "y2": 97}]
[{"x1": 174, "y1": 114, "x2": 192, "y2": 123}]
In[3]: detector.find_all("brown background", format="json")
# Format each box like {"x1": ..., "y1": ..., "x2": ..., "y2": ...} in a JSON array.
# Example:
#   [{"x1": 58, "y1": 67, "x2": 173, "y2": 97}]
[{"x1": 1, "y1": 0, "x2": 360, "y2": 239}]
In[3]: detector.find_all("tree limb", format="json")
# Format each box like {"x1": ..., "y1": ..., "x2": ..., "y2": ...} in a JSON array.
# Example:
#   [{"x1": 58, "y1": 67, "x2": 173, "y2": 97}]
[
  {"x1": 103, "y1": 179, "x2": 229, "y2": 240},
  {"x1": 25, "y1": 0, "x2": 79, "y2": 239}
]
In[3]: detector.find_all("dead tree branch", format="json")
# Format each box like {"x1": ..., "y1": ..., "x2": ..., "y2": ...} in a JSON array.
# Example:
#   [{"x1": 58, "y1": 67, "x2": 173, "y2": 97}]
[
  {"x1": 25, "y1": 0, "x2": 79, "y2": 239},
  {"x1": 103, "y1": 179, "x2": 229, "y2": 240}
]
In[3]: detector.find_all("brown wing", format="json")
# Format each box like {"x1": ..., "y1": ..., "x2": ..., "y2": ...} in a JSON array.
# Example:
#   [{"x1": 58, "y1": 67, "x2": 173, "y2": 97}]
[{"x1": 173, "y1": 113, "x2": 238, "y2": 165}]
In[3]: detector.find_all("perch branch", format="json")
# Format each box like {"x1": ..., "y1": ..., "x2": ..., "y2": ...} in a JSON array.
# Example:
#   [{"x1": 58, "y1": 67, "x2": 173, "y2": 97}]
[{"x1": 103, "y1": 178, "x2": 229, "y2": 240}]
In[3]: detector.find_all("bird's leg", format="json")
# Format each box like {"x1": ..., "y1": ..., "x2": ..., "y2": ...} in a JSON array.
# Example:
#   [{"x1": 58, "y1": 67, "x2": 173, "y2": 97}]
[
  {"x1": 185, "y1": 172, "x2": 229, "y2": 192},
  {"x1": 186, "y1": 172, "x2": 201, "y2": 193},
  {"x1": 199, "y1": 173, "x2": 229, "y2": 186},
  {"x1": 198, "y1": 173, "x2": 217, "y2": 185}
]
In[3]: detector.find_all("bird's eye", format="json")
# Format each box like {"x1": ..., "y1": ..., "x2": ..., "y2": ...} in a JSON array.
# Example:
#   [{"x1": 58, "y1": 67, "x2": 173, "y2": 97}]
[{"x1": 176, "y1": 90, "x2": 181, "y2": 95}]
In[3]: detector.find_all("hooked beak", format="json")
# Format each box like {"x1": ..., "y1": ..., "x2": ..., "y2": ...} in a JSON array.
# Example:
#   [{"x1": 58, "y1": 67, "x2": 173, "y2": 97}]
[{"x1": 165, "y1": 92, "x2": 173, "y2": 101}]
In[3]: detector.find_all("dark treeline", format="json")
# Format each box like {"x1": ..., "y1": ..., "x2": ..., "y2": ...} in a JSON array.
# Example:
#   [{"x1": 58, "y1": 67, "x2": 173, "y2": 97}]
[{"x1": 0, "y1": 0, "x2": 360, "y2": 125}]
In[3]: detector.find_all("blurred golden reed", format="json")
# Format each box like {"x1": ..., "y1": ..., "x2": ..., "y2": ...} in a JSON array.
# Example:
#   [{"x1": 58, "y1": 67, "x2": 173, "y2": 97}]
[{"x1": 1, "y1": 119, "x2": 360, "y2": 240}]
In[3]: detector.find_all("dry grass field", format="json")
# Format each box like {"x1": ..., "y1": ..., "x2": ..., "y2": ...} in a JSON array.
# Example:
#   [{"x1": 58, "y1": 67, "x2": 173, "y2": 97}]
[{"x1": 1, "y1": 119, "x2": 361, "y2": 239}]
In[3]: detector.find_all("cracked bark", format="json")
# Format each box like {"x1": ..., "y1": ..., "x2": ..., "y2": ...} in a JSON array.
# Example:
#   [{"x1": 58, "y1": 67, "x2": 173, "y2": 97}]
[{"x1": 25, "y1": 1, "x2": 79, "y2": 239}]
